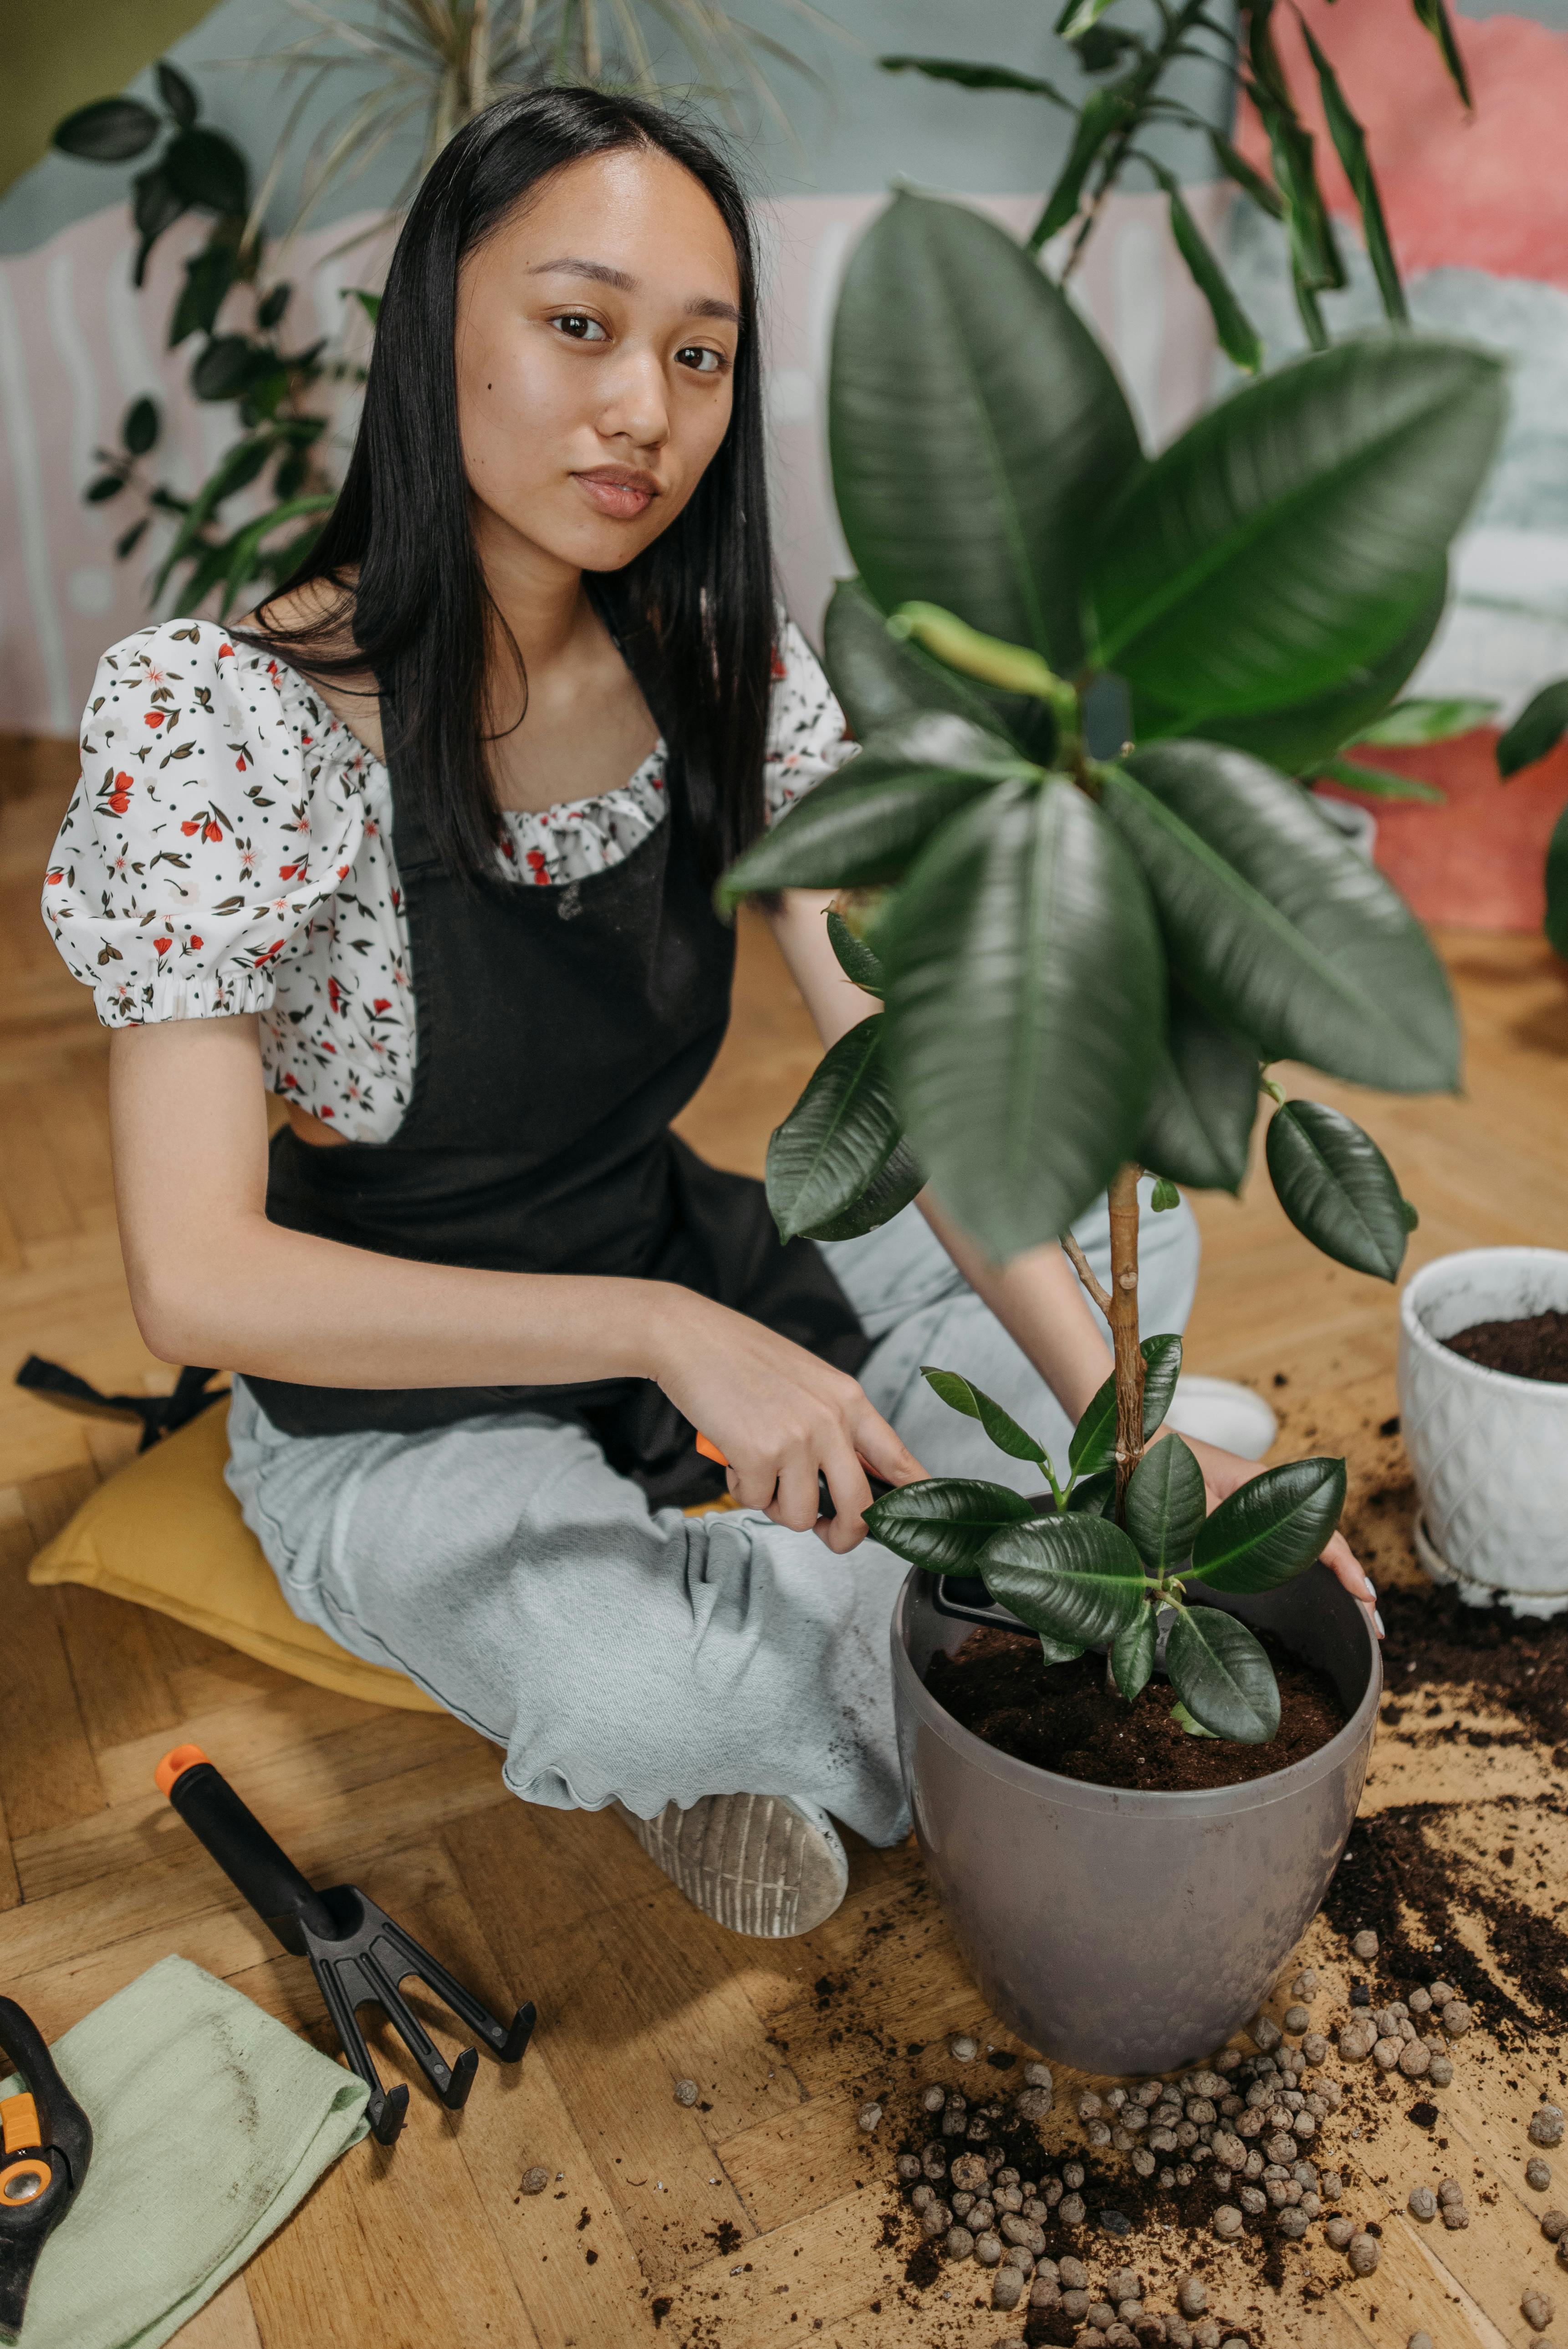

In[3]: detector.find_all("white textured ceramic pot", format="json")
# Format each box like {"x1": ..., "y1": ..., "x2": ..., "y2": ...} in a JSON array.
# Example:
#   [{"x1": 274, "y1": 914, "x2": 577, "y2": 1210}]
[{"x1": 1398, "y1": 1247, "x2": 1568, "y2": 1617}]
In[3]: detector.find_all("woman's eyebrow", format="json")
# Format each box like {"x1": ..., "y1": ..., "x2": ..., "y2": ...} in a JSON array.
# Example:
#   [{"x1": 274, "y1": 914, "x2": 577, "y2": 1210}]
[{"x1": 528, "y1": 256, "x2": 741, "y2": 327}]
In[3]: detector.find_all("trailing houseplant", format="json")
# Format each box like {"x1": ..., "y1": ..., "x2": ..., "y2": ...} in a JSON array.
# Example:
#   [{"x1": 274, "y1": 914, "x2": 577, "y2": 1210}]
[{"x1": 718, "y1": 190, "x2": 1506, "y2": 1747}]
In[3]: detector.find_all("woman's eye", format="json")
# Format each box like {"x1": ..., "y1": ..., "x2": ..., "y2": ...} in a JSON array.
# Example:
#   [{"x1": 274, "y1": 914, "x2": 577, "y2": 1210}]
[
  {"x1": 552, "y1": 313, "x2": 608, "y2": 342},
  {"x1": 677, "y1": 344, "x2": 726, "y2": 376}
]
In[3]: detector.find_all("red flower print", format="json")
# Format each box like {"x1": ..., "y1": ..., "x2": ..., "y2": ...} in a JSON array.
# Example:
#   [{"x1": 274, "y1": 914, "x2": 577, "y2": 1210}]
[
  {"x1": 770, "y1": 645, "x2": 787, "y2": 681},
  {"x1": 372, "y1": 998, "x2": 390, "y2": 1013},
  {"x1": 154, "y1": 936, "x2": 172, "y2": 954},
  {"x1": 144, "y1": 711, "x2": 167, "y2": 729},
  {"x1": 279, "y1": 863, "x2": 303, "y2": 882},
  {"x1": 203, "y1": 820, "x2": 223, "y2": 843},
  {"x1": 107, "y1": 793, "x2": 130, "y2": 815},
  {"x1": 181, "y1": 819, "x2": 201, "y2": 836},
  {"x1": 526, "y1": 848, "x2": 549, "y2": 884},
  {"x1": 281, "y1": 1071, "x2": 301, "y2": 1090},
  {"x1": 219, "y1": 642, "x2": 235, "y2": 659},
  {"x1": 318, "y1": 1105, "x2": 334, "y2": 1118},
  {"x1": 46, "y1": 868, "x2": 63, "y2": 885},
  {"x1": 328, "y1": 978, "x2": 343, "y2": 1014},
  {"x1": 189, "y1": 935, "x2": 203, "y2": 950}
]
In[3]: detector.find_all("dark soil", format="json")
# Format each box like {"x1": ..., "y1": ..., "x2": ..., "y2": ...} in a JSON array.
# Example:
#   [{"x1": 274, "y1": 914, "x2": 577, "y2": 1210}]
[
  {"x1": 1376, "y1": 1578, "x2": 1568, "y2": 1766},
  {"x1": 1443, "y1": 1304, "x2": 1568, "y2": 1382},
  {"x1": 925, "y1": 1625, "x2": 1348, "y2": 1790}
]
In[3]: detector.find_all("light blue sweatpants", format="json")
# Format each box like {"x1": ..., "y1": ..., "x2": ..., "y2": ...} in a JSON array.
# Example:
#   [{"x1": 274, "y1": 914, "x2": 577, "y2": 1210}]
[{"x1": 225, "y1": 1185, "x2": 1200, "y2": 1847}]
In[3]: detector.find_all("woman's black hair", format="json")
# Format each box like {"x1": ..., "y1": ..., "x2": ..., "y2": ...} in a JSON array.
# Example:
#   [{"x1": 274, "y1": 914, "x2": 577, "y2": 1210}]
[{"x1": 253, "y1": 87, "x2": 773, "y2": 885}]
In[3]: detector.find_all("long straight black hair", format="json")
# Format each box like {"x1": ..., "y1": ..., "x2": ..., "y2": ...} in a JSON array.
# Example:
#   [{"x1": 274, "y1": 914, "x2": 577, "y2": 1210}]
[{"x1": 255, "y1": 87, "x2": 774, "y2": 885}]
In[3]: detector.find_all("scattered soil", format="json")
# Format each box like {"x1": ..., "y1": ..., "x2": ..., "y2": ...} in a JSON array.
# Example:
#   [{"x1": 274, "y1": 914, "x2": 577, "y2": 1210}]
[
  {"x1": 925, "y1": 1627, "x2": 1348, "y2": 1790},
  {"x1": 1442, "y1": 1304, "x2": 1568, "y2": 1382},
  {"x1": 1377, "y1": 1578, "x2": 1568, "y2": 1766}
]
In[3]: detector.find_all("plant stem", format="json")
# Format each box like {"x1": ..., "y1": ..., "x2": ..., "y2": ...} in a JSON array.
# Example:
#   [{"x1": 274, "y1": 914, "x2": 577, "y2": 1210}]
[
  {"x1": 1108, "y1": 1162, "x2": 1145, "y2": 1506},
  {"x1": 1060, "y1": 1230, "x2": 1113, "y2": 1319}
]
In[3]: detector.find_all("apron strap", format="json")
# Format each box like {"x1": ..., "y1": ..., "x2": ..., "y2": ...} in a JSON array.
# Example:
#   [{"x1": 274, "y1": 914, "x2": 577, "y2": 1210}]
[{"x1": 14, "y1": 1358, "x2": 229, "y2": 1453}]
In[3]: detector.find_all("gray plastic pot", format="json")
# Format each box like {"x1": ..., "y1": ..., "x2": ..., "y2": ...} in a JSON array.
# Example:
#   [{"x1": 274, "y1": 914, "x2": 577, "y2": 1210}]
[{"x1": 891, "y1": 1566, "x2": 1380, "y2": 2077}]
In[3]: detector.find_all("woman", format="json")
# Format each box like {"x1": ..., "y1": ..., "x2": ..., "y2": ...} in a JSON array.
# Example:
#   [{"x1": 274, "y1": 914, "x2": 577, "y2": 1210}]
[{"x1": 43, "y1": 89, "x2": 1374, "y2": 1938}]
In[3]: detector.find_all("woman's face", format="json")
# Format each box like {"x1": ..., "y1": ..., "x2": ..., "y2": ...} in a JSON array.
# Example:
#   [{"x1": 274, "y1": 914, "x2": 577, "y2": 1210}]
[{"x1": 455, "y1": 146, "x2": 742, "y2": 577}]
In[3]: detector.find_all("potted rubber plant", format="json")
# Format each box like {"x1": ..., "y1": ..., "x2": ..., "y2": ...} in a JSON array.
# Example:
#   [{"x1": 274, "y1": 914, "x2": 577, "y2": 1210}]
[{"x1": 719, "y1": 192, "x2": 1505, "y2": 2072}]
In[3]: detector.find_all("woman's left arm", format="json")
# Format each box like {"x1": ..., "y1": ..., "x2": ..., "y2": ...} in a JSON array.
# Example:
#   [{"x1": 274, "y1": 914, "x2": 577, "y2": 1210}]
[{"x1": 765, "y1": 889, "x2": 1379, "y2": 1620}]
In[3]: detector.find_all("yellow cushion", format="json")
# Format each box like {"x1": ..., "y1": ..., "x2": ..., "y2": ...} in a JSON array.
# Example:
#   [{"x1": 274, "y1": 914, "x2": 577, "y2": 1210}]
[{"x1": 27, "y1": 1403, "x2": 443, "y2": 1712}]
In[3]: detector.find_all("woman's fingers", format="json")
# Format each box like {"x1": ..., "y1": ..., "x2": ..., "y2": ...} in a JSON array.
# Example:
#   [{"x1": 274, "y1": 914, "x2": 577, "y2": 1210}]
[
  {"x1": 851, "y1": 1402, "x2": 928, "y2": 1489},
  {"x1": 1323, "y1": 1530, "x2": 1382, "y2": 1633},
  {"x1": 817, "y1": 1437, "x2": 875, "y2": 1551},
  {"x1": 772, "y1": 1451, "x2": 825, "y2": 1535}
]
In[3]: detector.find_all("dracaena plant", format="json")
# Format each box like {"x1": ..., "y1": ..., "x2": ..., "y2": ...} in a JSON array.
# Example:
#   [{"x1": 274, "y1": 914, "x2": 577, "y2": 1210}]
[{"x1": 717, "y1": 192, "x2": 1505, "y2": 1740}]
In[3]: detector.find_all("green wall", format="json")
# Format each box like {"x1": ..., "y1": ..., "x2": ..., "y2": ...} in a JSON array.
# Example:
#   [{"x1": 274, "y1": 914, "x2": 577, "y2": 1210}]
[{"x1": 2, "y1": 0, "x2": 217, "y2": 197}]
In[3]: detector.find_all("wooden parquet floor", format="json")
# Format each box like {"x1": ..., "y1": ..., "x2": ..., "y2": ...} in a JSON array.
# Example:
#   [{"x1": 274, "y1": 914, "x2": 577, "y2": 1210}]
[{"x1": 2, "y1": 745, "x2": 1566, "y2": 2349}]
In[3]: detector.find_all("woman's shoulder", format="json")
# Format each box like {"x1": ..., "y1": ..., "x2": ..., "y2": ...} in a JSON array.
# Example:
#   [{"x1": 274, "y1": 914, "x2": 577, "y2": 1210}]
[{"x1": 764, "y1": 607, "x2": 857, "y2": 819}]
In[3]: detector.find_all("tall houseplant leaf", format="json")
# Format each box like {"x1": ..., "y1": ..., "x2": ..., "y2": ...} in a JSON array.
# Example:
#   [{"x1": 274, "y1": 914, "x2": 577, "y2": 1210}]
[
  {"x1": 829, "y1": 191, "x2": 1142, "y2": 681},
  {"x1": 1187, "y1": 1457, "x2": 1348, "y2": 1592},
  {"x1": 878, "y1": 776, "x2": 1165, "y2": 1259},
  {"x1": 1087, "y1": 336, "x2": 1506, "y2": 737},
  {"x1": 1136, "y1": 983, "x2": 1261, "y2": 1194},
  {"x1": 765, "y1": 1015, "x2": 910, "y2": 1244},
  {"x1": 1165, "y1": 1606, "x2": 1281, "y2": 1742},
  {"x1": 865, "y1": 1479, "x2": 1036, "y2": 1571},
  {"x1": 1102, "y1": 743, "x2": 1461, "y2": 1093},
  {"x1": 980, "y1": 1514, "x2": 1147, "y2": 1645},
  {"x1": 822, "y1": 578, "x2": 1019, "y2": 746},
  {"x1": 1264, "y1": 1099, "x2": 1414, "y2": 1280}
]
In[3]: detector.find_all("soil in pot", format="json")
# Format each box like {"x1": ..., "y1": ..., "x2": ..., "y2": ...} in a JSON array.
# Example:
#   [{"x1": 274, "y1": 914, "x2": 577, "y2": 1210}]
[
  {"x1": 1441, "y1": 1304, "x2": 1568, "y2": 1382},
  {"x1": 925, "y1": 1627, "x2": 1347, "y2": 1791}
]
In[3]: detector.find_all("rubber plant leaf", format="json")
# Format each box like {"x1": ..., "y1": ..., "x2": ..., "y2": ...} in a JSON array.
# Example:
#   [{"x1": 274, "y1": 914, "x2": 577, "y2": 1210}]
[
  {"x1": 1070, "y1": 1333, "x2": 1183, "y2": 1477},
  {"x1": 1065, "y1": 1468, "x2": 1116, "y2": 1518},
  {"x1": 1171, "y1": 1697, "x2": 1219, "y2": 1737},
  {"x1": 1297, "y1": 16, "x2": 1407, "y2": 326},
  {"x1": 1136, "y1": 980, "x2": 1261, "y2": 1194},
  {"x1": 1087, "y1": 336, "x2": 1506, "y2": 737},
  {"x1": 829, "y1": 191, "x2": 1142, "y2": 682},
  {"x1": 1265, "y1": 1099, "x2": 1414, "y2": 1280},
  {"x1": 1193, "y1": 573, "x2": 1445, "y2": 777},
  {"x1": 1165, "y1": 1606, "x2": 1280, "y2": 1742},
  {"x1": 864, "y1": 1478, "x2": 1037, "y2": 1570},
  {"x1": 879, "y1": 56, "x2": 1071, "y2": 104},
  {"x1": 1101, "y1": 744, "x2": 1461, "y2": 1094},
  {"x1": 822, "y1": 578, "x2": 1013, "y2": 747},
  {"x1": 1312, "y1": 758, "x2": 1443, "y2": 804},
  {"x1": 919, "y1": 1366, "x2": 1048, "y2": 1466},
  {"x1": 1039, "y1": 1632, "x2": 1087, "y2": 1666},
  {"x1": 1546, "y1": 801, "x2": 1568, "y2": 961},
  {"x1": 1187, "y1": 1457, "x2": 1348, "y2": 1593},
  {"x1": 826, "y1": 907, "x2": 885, "y2": 998},
  {"x1": 1149, "y1": 163, "x2": 1262, "y2": 375},
  {"x1": 980, "y1": 1513, "x2": 1148, "y2": 1646},
  {"x1": 1497, "y1": 679, "x2": 1568, "y2": 778},
  {"x1": 1358, "y1": 697, "x2": 1496, "y2": 745},
  {"x1": 877, "y1": 775, "x2": 1165, "y2": 1261},
  {"x1": 799, "y1": 1137, "x2": 925, "y2": 1242},
  {"x1": 715, "y1": 713, "x2": 1034, "y2": 908},
  {"x1": 1124, "y1": 1434, "x2": 1207, "y2": 1576},
  {"x1": 1110, "y1": 1607, "x2": 1158, "y2": 1702},
  {"x1": 765, "y1": 1014, "x2": 909, "y2": 1243},
  {"x1": 53, "y1": 97, "x2": 162, "y2": 161}
]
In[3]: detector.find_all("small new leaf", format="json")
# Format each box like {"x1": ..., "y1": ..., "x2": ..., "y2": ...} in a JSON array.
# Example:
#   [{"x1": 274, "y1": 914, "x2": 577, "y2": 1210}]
[
  {"x1": 864, "y1": 1478, "x2": 1036, "y2": 1571},
  {"x1": 1124, "y1": 1435, "x2": 1206, "y2": 1575},
  {"x1": 1150, "y1": 1176, "x2": 1180, "y2": 1212},
  {"x1": 1170, "y1": 1698, "x2": 1219, "y2": 1738},
  {"x1": 1166, "y1": 1607, "x2": 1281, "y2": 1742},
  {"x1": 980, "y1": 1514, "x2": 1147, "y2": 1646},
  {"x1": 1111, "y1": 1607, "x2": 1157, "y2": 1702},
  {"x1": 1069, "y1": 1332, "x2": 1183, "y2": 1476},
  {"x1": 1188, "y1": 1456, "x2": 1347, "y2": 1593},
  {"x1": 920, "y1": 1366, "x2": 1048, "y2": 1466}
]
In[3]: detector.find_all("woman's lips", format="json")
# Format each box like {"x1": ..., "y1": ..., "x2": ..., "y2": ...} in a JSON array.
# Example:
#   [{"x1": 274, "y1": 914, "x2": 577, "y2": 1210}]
[{"x1": 573, "y1": 470, "x2": 658, "y2": 520}]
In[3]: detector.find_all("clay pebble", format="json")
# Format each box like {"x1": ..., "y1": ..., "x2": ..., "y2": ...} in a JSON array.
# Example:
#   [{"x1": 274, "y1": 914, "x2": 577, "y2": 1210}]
[
  {"x1": 1440, "y1": 2000, "x2": 1473, "y2": 2038},
  {"x1": 1408, "y1": 2335, "x2": 1435, "y2": 2349},
  {"x1": 946, "y1": 2224, "x2": 975, "y2": 2262},
  {"x1": 857, "y1": 2101, "x2": 882, "y2": 2133},
  {"x1": 1212, "y1": 2205, "x2": 1244, "y2": 2240},
  {"x1": 1351, "y1": 1929, "x2": 1379, "y2": 1960},
  {"x1": 992, "y1": 2264, "x2": 1024, "y2": 2312},
  {"x1": 519, "y1": 2166, "x2": 549, "y2": 2195},
  {"x1": 673, "y1": 2078, "x2": 700, "y2": 2107},
  {"x1": 1427, "y1": 2052, "x2": 1455, "y2": 2088},
  {"x1": 1347, "y1": 2232, "x2": 1379, "y2": 2275},
  {"x1": 1543, "y1": 2211, "x2": 1568, "y2": 2242},
  {"x1": 1528, "y1": 2158, "x2": 1554, "y2": 2191},
  {"x1": 1283, "y1": 2004, "x2": 1311, "y2": 2035},
  {"x1": 1325, "y1": 2217, "x2": 1355, "y2": 2250},
  {"x1": 1408, "y1": 2185, "x2": 1437, "y2": 2222},
  {"x1": 1251, "y1": 2013, "x2": 1282, "y2": 2051},
  {"x1": 1523, "y1": 2290, "x2": 1557, "y2": 2333},
  {"x1": 950, "y1": 2033, "x2": 978, "y2": 2063},
  {"x1": 1177, "y1": 2277, "x2": 1207, "y2": 2317},
  {"x1": 1533, "y1": 2108, "x2": 1567, "y2": 2150},
  {"x1": 1292, "y1": 1968, "x2": 1318, "y2": 1998}
]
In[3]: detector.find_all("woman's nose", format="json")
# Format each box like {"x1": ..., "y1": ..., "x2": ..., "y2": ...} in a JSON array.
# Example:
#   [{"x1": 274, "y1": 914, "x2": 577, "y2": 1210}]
[{"x1": 596, "y1": 345, "x2": 670, "y2": 452}]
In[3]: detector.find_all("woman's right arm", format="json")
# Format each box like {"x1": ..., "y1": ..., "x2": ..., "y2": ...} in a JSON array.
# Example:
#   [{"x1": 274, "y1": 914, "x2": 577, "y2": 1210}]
[{"x1": 112, "y1": 1015, "x2": 923, "y2": 1547}]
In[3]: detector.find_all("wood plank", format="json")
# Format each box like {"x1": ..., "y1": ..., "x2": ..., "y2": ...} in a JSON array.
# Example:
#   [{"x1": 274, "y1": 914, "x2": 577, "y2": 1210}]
[
  {"x1": 53, "y1": 1580, "x2": 180, "y2": 1751},
  {"x1": 0, "y1": 1511, "x2": 105, "y2": 1841},
  {"x1": 169, "y1": 2275, "x2": 264, "y2": 2349}
]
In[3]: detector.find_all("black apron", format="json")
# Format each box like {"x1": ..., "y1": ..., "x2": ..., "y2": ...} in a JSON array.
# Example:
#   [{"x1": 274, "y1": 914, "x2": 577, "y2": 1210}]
[{"x1": 242, "y1": 602, "x2": 868, "y2": 1505}]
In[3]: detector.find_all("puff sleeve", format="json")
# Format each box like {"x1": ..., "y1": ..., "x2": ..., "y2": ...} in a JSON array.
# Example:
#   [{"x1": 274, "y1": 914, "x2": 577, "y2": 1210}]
[
  {"x1": 763, "y1": 614, "x2": 859, "y2": 824},
  {"x1": 41, "y1": 620, "x2": 368, "y2": 1028}
]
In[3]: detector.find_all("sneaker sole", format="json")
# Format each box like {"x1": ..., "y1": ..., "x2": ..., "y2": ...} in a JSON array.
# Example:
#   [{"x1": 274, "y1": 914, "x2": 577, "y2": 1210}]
[{"x1": 615, "y1": 1792, "x2": 848, "y2": 1937}]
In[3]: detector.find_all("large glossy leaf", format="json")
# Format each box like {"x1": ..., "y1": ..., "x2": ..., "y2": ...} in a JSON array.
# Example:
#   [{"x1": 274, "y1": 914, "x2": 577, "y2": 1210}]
[
  {"x1": 1111, "y1": 1607, "x2": 1158, "y2": 1702},
  {"x1": 766, "y1": 1015, "x2": 903, "y2": 1243},
  {"x1": 1497, "y1": 678, "x2": 1568, "y2": 778},
  {"x1": 830, "y1": 192, "x2": 1142, "y2": 677},
  {"x1": 54, "y1": 97, "x2": 161, "y2": 161},
  {"x1": 1124, "y1": 1435, "x2": 1207, "y2": 1575},
  {"x1": 1088, "y1": 336, "x2": 1505, "y2": 734},
  {"x1": 878, "y1": 776, "x2": 1164, "y2": 1259},
  {"x1": 1195, "y1": 573, "x2": 1445, "y2": 774},
  {"x1": 1265, "y1": 1099, "x2": 1411, "y2": 1280},
  {"x1": 980, "y1": 1514, "x2": 1148, "y2": 1645},
  {"x1": 822, "y1": 578, "x2": 1010, "y2": 746},
  {"x1": 1103, "y1": 743, "x2": 1460, "y2": 1092},
  {"x1": 865, "y1": 1477, "x2": 1036, "y2": 1570},
  {"x1": 716, "y1": 715, "x2": 1031, "y2": 908},
  {"x1": 826, "y1": 906, "x2": 884, "y2": 997},
  {"x1": 1065, "y1": 1468, "x2": 1115, "y2": 1518},
  {"x1": 920, "y1": 1366, "x2": 1047, "y2": 1467},
  {"x1": 1070, "y1": 1333, "x2": 1183, "y2": 1477},
  {"x1": 801, "y1": 1137, "x2": 925, "y2": 1241},
  {"x1": 1188, "y1": 1457, "x2": 1347, "y2": 1592},
  {"x1": 1165, "y1": 1606, "x2": 1280, "y2": 1742},
  {"x1": 1137, "y1": 983, "x2": 1260, "y2": 1194}
]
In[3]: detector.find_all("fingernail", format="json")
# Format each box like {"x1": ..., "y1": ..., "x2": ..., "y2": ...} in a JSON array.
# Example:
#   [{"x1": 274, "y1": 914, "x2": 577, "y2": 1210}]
[{"x1": 1374, "y1": 1608, "x2": 1386, "y2": 1635}]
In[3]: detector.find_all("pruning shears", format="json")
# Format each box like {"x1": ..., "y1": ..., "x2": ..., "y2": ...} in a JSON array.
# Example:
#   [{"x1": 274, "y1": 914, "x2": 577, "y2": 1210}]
[
  {"x1": 0, "y1": 1998, "x2": 92, "y2": 2340},
  {"x1": 694, "y1": 1432, "x2": 891, "y2": 1520}
]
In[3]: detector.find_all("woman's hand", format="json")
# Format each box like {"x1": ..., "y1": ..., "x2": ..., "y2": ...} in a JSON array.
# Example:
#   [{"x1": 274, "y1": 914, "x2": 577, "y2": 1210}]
[
  {"x1": 648, "y1": 1288, "x2": 927, "y2": 1552},
  {"x1": 1174, "y1": 1431, "x2": 1381, "y2": 1633}
]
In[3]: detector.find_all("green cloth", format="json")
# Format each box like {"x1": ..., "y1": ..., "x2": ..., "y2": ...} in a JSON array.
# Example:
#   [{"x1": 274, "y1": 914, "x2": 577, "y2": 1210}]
[{"x1": 0, "y1": 1954, "x2": 368, "y2": 2349}]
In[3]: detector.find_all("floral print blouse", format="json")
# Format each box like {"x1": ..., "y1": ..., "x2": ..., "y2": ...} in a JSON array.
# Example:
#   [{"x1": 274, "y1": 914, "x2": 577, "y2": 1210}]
[{"x1": 43, "y1": 615, "x2": 857, "y2": 1143}]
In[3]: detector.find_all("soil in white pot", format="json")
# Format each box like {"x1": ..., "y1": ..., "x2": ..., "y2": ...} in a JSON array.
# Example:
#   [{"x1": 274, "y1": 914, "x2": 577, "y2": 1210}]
[
  {"x1": 925, "y1": 1628, "x2": 1347, "y2": 1791},
  {"x1": 1442, "y1": 1305, "x2": 1568, "y2": 1382}
]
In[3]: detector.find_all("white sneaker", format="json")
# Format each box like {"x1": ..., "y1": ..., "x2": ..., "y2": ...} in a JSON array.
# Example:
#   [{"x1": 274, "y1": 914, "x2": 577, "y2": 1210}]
[
  {"x1": 615, "y1": 1791, "x2": 849, "y2": 1937},
  {"x1": 1163, "y1": 1374, "x2": 1278, "y2": 1460}
]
